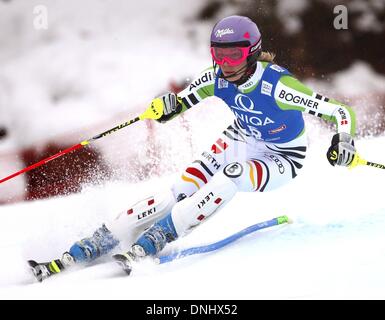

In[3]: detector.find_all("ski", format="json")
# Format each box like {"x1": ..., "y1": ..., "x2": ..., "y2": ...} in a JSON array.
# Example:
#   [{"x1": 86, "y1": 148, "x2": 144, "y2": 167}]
[
  {"x1": 113, "y1": 215, "x2": 291, "y2": 275},
  {"x1": 112, "y1": 252, "x2": 136, "y2": 276},
  {"x1": 28, "y1": 215, "x2": 291, "y2": 281},
  {"x1": 157, "y1": 215, "x2": 290, "y2": 264},
  {"x1": 27, "y1": 252, "x2": 74, "y2": 282},
  {"x1": 28, "y1": 260, "x2": 59, "y2": 282}
]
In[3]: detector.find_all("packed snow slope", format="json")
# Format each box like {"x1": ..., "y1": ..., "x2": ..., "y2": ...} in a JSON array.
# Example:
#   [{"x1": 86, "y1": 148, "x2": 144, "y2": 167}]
[
  {"x1": 0, "y1": 132, "x2": 384, "y2": 300},
  {"x1": 0, "y1": 0, "x2": 385, "y2": 300}
]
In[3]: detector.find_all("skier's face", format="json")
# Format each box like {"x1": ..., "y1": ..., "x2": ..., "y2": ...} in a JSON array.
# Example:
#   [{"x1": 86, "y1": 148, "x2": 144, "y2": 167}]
[{"x1": 220, "y1": 60, "x2": 247, "y2": 82}]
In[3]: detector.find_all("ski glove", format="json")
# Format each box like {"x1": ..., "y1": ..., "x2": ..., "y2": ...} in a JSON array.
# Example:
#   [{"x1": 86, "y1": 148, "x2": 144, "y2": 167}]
[
  {"x1": 327, "y1": 132, "x2": 356, "y2": 167},
  {"x1": 155, "y1": 92, "x2": 183, "y2": 123}
]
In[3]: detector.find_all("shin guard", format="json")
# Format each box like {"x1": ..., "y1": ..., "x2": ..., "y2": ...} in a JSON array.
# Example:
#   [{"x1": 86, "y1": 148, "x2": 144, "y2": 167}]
[{"x1": 171, "y1": 171, "x2": 238, "y2": 237}]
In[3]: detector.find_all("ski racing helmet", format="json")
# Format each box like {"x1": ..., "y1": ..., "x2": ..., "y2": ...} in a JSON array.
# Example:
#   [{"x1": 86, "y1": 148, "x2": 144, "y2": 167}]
[{"x1": 210, "y1": 15, "x2": 262, "y2": 81}]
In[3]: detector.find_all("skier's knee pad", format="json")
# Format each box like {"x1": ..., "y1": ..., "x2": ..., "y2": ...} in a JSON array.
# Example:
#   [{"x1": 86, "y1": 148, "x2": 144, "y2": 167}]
[
  {"x1": 171, "y1": 150, "x2": 224, "y2": 199},
  {"x1": 171, "y1": 170, "x2": 238, "y2": 237},
  {"x1": 107, "y1": 189, "x2": 177, "y2": 243}
]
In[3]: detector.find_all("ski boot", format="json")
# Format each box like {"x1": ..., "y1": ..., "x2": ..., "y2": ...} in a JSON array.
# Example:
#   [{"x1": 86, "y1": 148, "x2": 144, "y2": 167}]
[
  {"x1": 28, "y1": 224, "x2": 119, "y2": 282},
  {"x1": 28, "y1": 252, "x2": 75, "y2": 282},
  {"x1": 68, "y1": 224, "x2": 119, "y2": 263},
  {"x1": 113, "y1": 212, "x2": 178, "y2": 275}
]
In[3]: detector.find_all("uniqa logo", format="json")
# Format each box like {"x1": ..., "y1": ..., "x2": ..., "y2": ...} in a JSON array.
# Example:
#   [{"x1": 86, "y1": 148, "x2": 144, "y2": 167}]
[
  {"x1": 233, "y1": 94, "x2": 261, "y2": 114},
  {"x1": 231, "y1": 94, "x2": 275, "y2": 126},
  {"x1": 215, "y1": 28, "x2": 234, "y2": 38}
]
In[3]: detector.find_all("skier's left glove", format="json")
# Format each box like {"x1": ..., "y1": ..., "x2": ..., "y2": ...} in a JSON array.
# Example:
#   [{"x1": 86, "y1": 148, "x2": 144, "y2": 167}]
[{"x1": 326, "y1": 132, "x2": 356, "y2": 167}]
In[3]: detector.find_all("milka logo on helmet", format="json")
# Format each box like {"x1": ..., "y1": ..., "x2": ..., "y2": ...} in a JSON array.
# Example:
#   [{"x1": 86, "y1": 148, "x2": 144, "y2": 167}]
[
  {"x1": 215, "y1": 28, "x2": 234, "y2": 38},
  {"x1": 231, "y1": 94, "x2": 275, "y2": 126}
]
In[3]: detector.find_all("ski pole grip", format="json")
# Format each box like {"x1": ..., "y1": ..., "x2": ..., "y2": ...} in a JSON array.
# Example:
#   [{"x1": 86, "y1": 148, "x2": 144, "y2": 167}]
[{"x1": 139, "y1": 98, "x2": 164, "y2": 120}]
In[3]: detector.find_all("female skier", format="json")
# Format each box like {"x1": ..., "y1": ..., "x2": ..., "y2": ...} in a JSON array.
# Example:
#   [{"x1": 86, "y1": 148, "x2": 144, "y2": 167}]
[{"x1": 29, "y1": 15, "x2": 356, "y2": 281}]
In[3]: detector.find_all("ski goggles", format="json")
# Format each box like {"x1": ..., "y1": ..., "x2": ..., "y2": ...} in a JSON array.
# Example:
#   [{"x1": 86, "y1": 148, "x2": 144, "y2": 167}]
[{"x1": 210, "y1": 46, "x2": 250, "y2": 66}]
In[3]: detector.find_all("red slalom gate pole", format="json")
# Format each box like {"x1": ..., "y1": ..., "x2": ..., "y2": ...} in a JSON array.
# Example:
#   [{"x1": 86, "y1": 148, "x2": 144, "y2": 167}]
[{"x1": 0, "y1": 99, "x2": 164, "y2": 185}]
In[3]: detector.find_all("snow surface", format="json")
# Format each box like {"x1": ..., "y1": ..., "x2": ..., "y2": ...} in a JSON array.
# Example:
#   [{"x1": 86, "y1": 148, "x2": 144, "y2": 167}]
[
  {"x1": 0, "y1": 0, "x2": 385, "y2": 300},
  {"x1": 0, "y1": 133, "x2": 385, "y2": 300}
]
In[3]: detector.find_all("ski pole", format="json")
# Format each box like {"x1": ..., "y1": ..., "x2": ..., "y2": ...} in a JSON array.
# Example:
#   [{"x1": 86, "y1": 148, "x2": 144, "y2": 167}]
[
  {"x1": 157, "y1": 215, "x2": 291, "y2": 264},
  {"x1": 0, "y1": 99, "x2": 164, "y2": 185},
  {"x1": 349, "y1": 153, "x2": 385, "y2": 170}
]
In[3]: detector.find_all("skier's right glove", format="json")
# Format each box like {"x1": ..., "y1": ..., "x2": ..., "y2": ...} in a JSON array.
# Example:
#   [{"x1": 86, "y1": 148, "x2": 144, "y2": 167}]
[
  {"x1": 155, "y1": 92, "x2": 183, "y2": 123},
  {"x1": 326, "y1": 132, "x2": 356, "y2": 167}
]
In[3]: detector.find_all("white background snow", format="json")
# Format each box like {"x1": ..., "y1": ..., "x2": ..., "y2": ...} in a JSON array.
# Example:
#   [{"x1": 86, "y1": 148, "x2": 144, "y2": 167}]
[{"x1": 0, "y1": 0, "x2": 385, "y2": 299}]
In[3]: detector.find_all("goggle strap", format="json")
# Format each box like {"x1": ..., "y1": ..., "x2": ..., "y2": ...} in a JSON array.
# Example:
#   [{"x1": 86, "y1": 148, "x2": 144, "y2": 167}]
[{"x1": 249, "y1": 39, "x2": 262, "y2": 54}]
